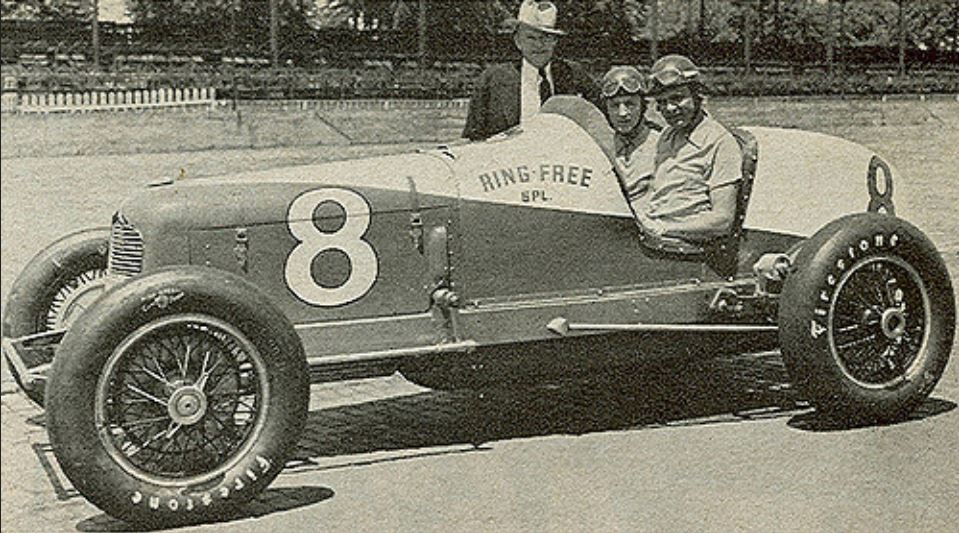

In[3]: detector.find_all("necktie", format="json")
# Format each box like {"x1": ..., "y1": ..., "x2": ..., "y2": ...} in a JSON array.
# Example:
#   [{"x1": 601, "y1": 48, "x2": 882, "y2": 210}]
[{"x1": 538, "y1": 68, "x2": 552, "y2": 104}]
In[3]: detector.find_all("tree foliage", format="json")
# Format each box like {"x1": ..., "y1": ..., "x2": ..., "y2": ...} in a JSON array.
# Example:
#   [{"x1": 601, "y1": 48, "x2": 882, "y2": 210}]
[
  {"x1": 124, "y1": 0, "x2": 317, "y2": 46},
  {"x1": 2, "y1": 0, "x2": 89, "y2": 20},
  {"x1": 5, "y1": 0, "x2": 957, "y2": 54}
]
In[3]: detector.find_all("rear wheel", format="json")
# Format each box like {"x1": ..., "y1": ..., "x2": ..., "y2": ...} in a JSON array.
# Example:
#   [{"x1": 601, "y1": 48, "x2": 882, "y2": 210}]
[
  {"x1": 779, "y1": 213, "x2": 954, "y2": 422},
  {"x1": 2, "y1": 228, "x2": 109, "y2": 406},
  {"x1": 45, "y1": 267, "x2": 309, "y2": 527}
]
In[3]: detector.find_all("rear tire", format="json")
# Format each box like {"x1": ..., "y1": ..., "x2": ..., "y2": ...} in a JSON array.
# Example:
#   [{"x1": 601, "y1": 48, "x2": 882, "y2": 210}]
[
  {"x1": 45, "y1": 266, "x2": 309, "y2": 527},
  {"x1": 2, "y1": 228, "x2": 109, "y2": 406},
  {"x1": 779, "y1": 213, "x2": 954, "y2": 422}
]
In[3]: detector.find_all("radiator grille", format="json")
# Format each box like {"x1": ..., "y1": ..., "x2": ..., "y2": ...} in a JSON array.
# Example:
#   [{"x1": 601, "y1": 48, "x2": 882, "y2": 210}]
[{"x1": 108, "y1": 213, "x2": 144, "y2": 276}]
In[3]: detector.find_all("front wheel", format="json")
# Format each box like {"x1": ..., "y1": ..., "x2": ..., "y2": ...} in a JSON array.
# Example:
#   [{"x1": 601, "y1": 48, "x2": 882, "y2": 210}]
[
  {"x1": 2, "y1": 228, "x2": 110, "y2": 406},
  {"x1": 45, "y1": 267, "x2": 309, "y2": 527},
  {"x1": 779, "y1": 213, "x2": 955, "y2": 422}
]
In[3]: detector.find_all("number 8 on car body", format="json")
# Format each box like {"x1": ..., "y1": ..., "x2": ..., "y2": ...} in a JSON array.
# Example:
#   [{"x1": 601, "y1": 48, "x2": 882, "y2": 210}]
[{"x1": 285, "y1": 188, "x2": 379, "y2": 307}]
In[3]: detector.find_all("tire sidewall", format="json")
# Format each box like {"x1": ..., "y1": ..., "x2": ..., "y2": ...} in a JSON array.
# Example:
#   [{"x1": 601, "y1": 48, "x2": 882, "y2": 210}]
[
  {"x1": 45, "y1": 266, "x2": 309, "y2": 526},
  {"x1": 2, "y1": 228, "x2": 109, "y2": 405},
  {"x1": 2, "y1": 227, "x2": 110, "y2": 336},
  {"x1": 780, "y1": 213, "x2": 955, "y2": 420}
]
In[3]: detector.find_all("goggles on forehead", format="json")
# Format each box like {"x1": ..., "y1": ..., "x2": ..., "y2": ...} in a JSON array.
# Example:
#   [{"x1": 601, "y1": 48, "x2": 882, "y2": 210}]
[
  {"x1": 601, "y1": 69, "x2": 645, "y2": 98},
  {"x1": 650, "y1": 65, "x2": 699, "y2": 88}
]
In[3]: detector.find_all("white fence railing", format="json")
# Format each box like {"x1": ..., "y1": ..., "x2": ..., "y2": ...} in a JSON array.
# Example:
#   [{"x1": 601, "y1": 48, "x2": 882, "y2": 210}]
[{"x1": 4, "y1": 87, "x2": 217, "y2": 113}]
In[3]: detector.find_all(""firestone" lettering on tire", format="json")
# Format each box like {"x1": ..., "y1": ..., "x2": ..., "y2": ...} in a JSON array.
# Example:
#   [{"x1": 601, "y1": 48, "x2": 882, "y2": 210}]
[
  {"x1": 128, "y1": 454, "x2": 272, "y2": 512},
  {"x1": 809, "y1": 232, "x2": 899, "y2": 339}
]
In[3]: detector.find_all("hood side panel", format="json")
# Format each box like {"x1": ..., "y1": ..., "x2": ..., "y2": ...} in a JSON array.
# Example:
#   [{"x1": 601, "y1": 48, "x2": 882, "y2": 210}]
[
  {"x1": 743, "y1": 126, "x2": 888, "y2": 237},
  {"x1": 189, "y1": 206, "x2": 452, "y2": 323}
]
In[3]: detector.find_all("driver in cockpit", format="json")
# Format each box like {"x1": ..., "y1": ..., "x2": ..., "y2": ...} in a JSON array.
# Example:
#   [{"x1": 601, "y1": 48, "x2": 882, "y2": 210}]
[
  {"x1": 632, "y1": 55, "x2": 742, "y2": 254},
  {"x1": 600, "y1": 66, "x2": 661, "y2": 205}
]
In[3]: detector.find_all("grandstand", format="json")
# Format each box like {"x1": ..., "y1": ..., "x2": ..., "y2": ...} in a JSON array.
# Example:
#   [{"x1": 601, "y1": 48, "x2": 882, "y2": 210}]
[{"x1": 1, "y1": 2, "x2": 957, "y2": 105}]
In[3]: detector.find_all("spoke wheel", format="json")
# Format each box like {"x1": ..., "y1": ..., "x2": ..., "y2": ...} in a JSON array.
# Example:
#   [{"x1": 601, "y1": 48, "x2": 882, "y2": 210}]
[
  {"x1": 97, "y1": 314, "x2": 269, "y2": 486},
  {"x1": 829, "y1": 256, "x2": 930, "y2": 389},
  {"x1": 44, "y1": 267, "x2": 108, "y2": 330},
  {"x1": 45, "y1": 267, "x2": 308, "y2": 527},
  {"x1": 2, "y1": 228, "x2": 110, "y2": 407},
  {"x1": 779, "y1": 213, "x2": 954, "y2": 421}
]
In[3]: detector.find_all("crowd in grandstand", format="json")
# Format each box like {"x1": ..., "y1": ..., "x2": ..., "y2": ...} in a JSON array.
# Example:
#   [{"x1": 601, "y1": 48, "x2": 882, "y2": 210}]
[
  {"x1": 2, "y1": 0, "x2": 957, "y2": 101},
  {"x1": 3, "y1": 58, "x2": 957, "y2": 101}
]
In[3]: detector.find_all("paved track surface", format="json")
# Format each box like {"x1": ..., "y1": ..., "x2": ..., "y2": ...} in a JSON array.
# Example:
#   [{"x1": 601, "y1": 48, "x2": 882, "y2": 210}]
[
  {"x1": 2, "y1": 112, "x2": 958, "y2": 532},
  {"x1": 3, "y1": 353, "x2": 957, "y2": 532}
]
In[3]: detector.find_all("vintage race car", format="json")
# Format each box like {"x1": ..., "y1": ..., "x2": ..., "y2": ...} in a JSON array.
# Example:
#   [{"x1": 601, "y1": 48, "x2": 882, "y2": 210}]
[{"x1": 2, "y1": 96, "x2": 954, "y2": 526}]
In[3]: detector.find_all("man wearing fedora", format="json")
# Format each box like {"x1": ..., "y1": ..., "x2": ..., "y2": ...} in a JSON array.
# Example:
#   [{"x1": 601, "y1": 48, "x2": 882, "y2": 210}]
[{"x1": 462, "y1": 0, "x2": 599, "y2": 141}]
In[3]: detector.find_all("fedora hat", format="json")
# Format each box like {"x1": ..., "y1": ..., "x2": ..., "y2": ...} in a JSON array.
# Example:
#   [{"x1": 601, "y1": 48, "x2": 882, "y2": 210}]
[{"x1": 505, "y1": 0, "x2": 566, "y2": 36}]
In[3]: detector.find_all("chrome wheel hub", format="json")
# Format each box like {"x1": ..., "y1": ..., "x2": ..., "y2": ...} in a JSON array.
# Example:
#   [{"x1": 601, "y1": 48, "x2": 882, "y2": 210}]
[
  {"x1": 95, "y1": 314, "x2": 268, "y2": 485},
  {"x1": 167, "y1": 385, "x2": 207, "y2": 425},
  {"x1": 880, "y1": 307, "x2": 907, "y2": 341}
]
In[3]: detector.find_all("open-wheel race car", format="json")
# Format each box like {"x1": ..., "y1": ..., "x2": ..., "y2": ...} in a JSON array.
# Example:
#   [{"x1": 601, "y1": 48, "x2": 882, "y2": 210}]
[{"x1": 2, "y1": 97, "x2": 954, "y2": 527}]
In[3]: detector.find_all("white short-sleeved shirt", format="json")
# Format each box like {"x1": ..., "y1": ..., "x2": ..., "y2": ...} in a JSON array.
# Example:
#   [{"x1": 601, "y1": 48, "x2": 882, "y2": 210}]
[{"x1": 634, "y1": 114, "x2": 742, "y2": 222}]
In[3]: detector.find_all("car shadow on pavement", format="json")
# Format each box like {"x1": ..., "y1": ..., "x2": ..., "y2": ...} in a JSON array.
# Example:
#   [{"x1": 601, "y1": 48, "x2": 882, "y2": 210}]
[
  {"x1": 290, "y1": 351, "x2": 956, "y2": 470},
  {"x1": 786, "y1": 397, "x2": 956, "y2": 432},
  {"x1": 74, "y1": 486, "x2": 334, "y2": 532},
  {"x1": 290, "y1": 352, "x2": 815, "y2": 469},
  {"x1": 39, "y1": 349, "x2": 952, "y2": 532}
]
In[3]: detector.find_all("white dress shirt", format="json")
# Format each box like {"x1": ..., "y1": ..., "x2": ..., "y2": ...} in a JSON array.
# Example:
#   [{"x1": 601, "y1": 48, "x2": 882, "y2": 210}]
[{"x1": 520, "y1": 60, "x2": 552, "y2": 124}]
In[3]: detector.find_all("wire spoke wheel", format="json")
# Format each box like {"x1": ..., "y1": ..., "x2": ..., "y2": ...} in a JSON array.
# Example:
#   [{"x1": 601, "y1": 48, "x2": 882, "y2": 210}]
[
  {"x1": 829, "y1": 255, "x2": 929, "y2": 389},
  {"x1": 2, "y1": 228, "x2": 110, "y2": 407},
  {"x1": 46, "y1": 267, "x2": 308, "y2": 526},
  {"x1": 780, "y1": 213, "x2": 954, "y2": 421},
  {"x1": 96, "y1": 314, "x2": 269, "y2": 486},
  {"x1": 42, "y1": 267, "x2": 108, "y2": 330}
]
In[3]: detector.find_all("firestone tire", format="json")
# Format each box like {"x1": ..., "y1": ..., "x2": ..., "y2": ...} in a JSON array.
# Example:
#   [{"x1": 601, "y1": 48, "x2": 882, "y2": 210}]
[
  {"x1": 45, "y1": 266, "x2": 309, "y2": 528},
  {"x1": 779, "y1": 213, "x2": 955, "y2": 422},
  {"x1": 2, "y1": 228, "x2": 110, "y2": 406}
]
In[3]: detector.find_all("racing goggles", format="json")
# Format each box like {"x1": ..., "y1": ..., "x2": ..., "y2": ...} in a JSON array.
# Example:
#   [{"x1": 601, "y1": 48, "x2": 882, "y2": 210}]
[
  {"x1": 601, "y1": 66, "x2": 645, "y2": 98},
  {"x1": 649, "y1": 65, "x2": 700, "y2": 90}
]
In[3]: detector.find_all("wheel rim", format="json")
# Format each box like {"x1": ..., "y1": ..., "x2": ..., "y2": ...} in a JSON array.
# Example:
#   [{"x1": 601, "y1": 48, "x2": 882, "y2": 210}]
[
  {"x1": 43, "y1": 267, "x2": 108, "y2": 330},
  {"x1": 828, "y1": 255, "x2": 931, "y2": 389},
  {"x1": 95, "y1": 314, "x2": 270, "y2": 487}
]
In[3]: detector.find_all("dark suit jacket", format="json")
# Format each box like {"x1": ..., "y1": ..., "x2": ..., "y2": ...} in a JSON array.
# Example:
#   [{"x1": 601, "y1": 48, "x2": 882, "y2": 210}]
[{"x1": 462, "y1": 59, "x2": 600, "y2": 141}]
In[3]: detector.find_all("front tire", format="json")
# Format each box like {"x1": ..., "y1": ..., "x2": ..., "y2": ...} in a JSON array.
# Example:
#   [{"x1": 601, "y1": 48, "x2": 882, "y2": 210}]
[
  {"x1": 779, "y1": 213, "x2": 954, "y2": 422},
  {"x1": 2, "y1": 228, "x2": 110, "y2": 406},
  {"x1": 45, "y1": 266, "x2": 309, "y2": 527}
]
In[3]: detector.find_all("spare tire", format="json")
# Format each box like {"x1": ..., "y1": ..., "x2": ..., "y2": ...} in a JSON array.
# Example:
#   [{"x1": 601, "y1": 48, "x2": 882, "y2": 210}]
[{"x1": 779, "y1": 213, "x2": 954, "y2": 422}]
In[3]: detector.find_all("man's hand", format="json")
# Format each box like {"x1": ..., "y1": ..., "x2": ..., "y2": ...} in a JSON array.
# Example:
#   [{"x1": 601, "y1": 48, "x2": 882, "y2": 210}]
[{"x1": 636, "y1": 214, "x2": 666, "y2": 237}]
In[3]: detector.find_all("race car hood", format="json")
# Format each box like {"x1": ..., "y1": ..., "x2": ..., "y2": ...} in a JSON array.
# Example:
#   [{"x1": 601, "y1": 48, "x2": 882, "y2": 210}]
[
  {"x1": 119, "y1": 151, "x2": 458, "y2": 234},
  {"x1": 119, "y1": 98, "x2": 623, "y2": 251}
]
